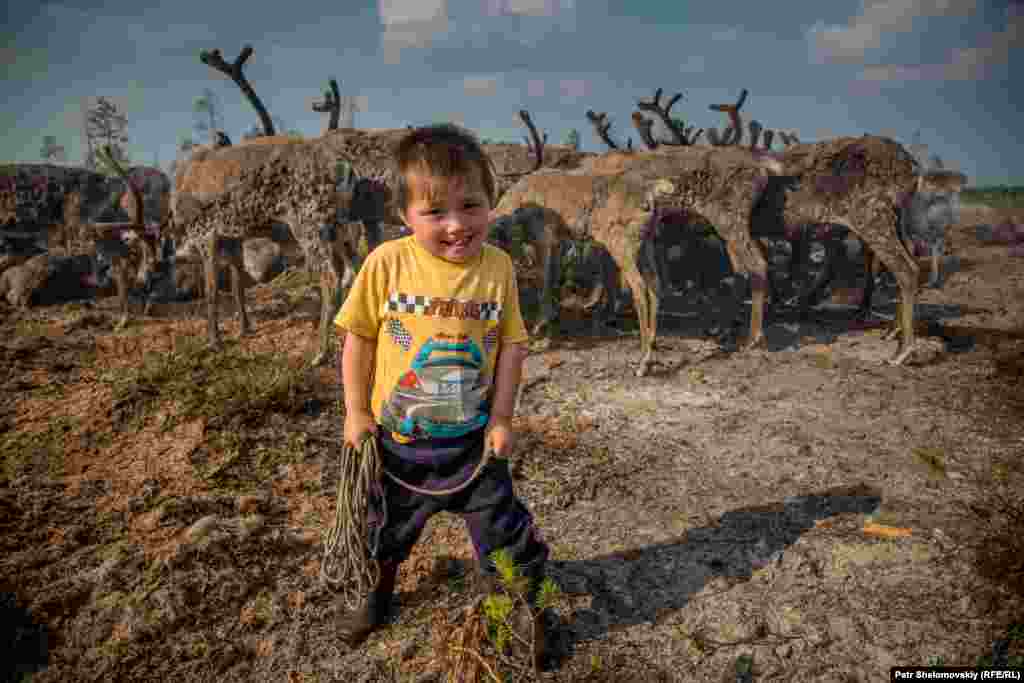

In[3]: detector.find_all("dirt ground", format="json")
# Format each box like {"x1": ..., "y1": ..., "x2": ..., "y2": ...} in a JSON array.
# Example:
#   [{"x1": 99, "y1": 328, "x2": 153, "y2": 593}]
[{"x1": 1, "y1": 203, "x2": 1022, "y2": 682}]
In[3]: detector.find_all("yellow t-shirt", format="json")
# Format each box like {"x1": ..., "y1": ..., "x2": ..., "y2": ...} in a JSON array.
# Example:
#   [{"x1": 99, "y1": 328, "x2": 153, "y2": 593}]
[{"x1": 334, "y1": 236, "x2": 529, "y2": 443}]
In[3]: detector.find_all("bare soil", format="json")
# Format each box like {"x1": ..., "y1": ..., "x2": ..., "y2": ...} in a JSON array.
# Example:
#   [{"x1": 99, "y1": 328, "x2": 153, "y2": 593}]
[{"x1": 1, "y1": 204, "x2": 1022, "y2": 682}]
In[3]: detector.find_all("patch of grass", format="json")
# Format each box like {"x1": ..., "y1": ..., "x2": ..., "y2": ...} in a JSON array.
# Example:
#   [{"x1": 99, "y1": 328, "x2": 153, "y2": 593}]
[
  {"x1": 13, "y1": 319, "x2": 50, "y2": 339},
  {"x1": 205, "y1": 432, "x2": 308, "y2": 493},
  {"x1": 100, "y1": 334, "x2": 315, "y2": 429},
  {"x1": 962, "y1": 186, "x2": 1024, "y2": 209},
  {"x1": 270, "y1": 269, "x2": 319, "y2": 294},
  {"x1": 912, "y1": 446, "x2": 946, "y2": 480},
  {"x1": 0, "y1": 415, "x2": 79, "y2": 481}
]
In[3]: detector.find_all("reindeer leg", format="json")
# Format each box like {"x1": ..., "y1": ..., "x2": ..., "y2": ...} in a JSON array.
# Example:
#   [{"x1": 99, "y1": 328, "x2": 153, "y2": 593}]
[
  {"x1": 621, "y1": 266, "x2": 654, "y2": 376},
  {"x1": 204, "y1": 236, "x2": 222, "y2": 348},
  {"x1": 752, "y1": 239, "x2": 781, "y2": 321},
  {"x1": 927, "y1": 238, "x2": 943, "y2": 288},
  {"x1": 857, "y1": 245, "x2": 877, "y2": 320},
  {"x1": 531, "y1": 227, "x2": 560, "y2": 345},
  {"x1": 112, "y1": 254, "x2": 129, "y2": 331},
  {"x1": 876, "y1": 222, "x2": 920, "y2": 363},
  {"x1": 230, "y1": 256, "x2": 252, "y2": 336},
  {"x1": 313, "y1": 268, "x2": 336, "y2": 367},
  {"x1": 364, "y1": 219, "x2": 382, "y2": 253},
  {"x1": 641, "y1": 235, "x2": 662, "y2": 355},
  {"x1": 726, "y1": 232, "x2": 768, "y2": 350},
  {"x1": 314, "y1": 219, "x2": 359, "y2": 367}
]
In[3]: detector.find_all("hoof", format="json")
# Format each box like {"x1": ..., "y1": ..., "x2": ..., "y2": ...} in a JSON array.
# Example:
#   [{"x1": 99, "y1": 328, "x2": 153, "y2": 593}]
[
  {"x1": 239, "y1": 325, "x2": 254, "y2": 337},
  {"x1": 740, "y1": 334, "x2": 766, "y2": 351},
  {"x1": 531, "y1": 337, "x2": 553, "y2": 352},
  {"x1": 887, "y1": 345, "x2": 914, "y2": 366}
]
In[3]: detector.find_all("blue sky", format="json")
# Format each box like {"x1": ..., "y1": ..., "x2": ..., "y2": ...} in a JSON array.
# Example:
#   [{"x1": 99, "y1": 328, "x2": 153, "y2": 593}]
[{"x1": 3, "y1": 0, "x2": 1021, "y2": 187}]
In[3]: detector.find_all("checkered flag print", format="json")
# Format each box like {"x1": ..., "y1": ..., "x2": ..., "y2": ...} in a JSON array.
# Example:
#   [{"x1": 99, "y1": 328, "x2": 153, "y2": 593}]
[
  {"x1": 386, "y1": 293, "x2": 502, "y2": 321},
  {"x1": 386, "y1": 318, "x2": 412, "y2": 351},
  {"x1": 483, "y1": 327, "x2": 498, "y2": 354},
  {"x1": 387, "y1": 293, "x2": 430, "y2": 315},
  {"x1": 478, "y1": 302, "x2": 501, "y2": 321}
]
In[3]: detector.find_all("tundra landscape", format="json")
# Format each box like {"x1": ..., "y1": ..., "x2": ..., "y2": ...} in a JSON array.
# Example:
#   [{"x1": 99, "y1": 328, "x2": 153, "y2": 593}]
[{"x1": 3, "y1": 1, "x2": 1024, "y2": 680}]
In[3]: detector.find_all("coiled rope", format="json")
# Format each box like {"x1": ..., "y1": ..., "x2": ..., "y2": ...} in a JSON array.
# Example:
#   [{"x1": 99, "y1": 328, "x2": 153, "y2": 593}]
[{"x1": 320, "y1": 431, "x2": 494, "y2": 609}]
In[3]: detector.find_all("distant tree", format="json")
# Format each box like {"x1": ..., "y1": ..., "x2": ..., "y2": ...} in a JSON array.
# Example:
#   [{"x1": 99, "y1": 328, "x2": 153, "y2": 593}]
[
  {"x1": 564, "y1": 128, "x2": 580, "y2": 151},
  {"x1": 193, "y1": 87, "x2": 225, "y2": 145},
  {"x1": 40, "y1": 135, "x2": 66, "y2": 164},
  {"x1": 85, "y1": 96, "x2": 131, "y2": 173}
]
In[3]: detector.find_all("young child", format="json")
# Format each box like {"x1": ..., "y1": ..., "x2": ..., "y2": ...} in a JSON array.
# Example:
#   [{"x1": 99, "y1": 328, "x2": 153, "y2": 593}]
[{"x1": 333, "y1": 124, "x2": 550, "y2": 656}]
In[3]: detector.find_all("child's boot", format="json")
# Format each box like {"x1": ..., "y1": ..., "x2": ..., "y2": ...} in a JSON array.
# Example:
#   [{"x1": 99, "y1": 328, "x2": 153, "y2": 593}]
[{"x1": 337, "y1": 559, "x2": 400, "y2": 647}]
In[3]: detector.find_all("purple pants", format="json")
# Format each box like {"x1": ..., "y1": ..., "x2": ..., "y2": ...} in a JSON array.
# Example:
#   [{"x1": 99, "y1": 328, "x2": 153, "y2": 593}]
[{"x1": 366, "y1": 428, "x2": 549, "y2": 576}]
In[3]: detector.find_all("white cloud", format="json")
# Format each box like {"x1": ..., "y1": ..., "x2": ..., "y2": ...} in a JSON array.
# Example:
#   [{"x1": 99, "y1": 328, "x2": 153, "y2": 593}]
[
  {"x1": 483, "y1": 0, "x2": 572, "y2": 17},
  {"x1": 807, "y1": 0, "x2": 978, "y2": 64},
  {"x1": 379, "y1": 0, "x2": 448, "y2": 24},
  {"x1": 559, "y1": 78, "x2": 588, "y2": 99},
  {"x1": 853, "y1": 3, "x2": 1020, "y2": 85},
  {"x1": 463, "y1": 75, "x2": 500, "y2": 96},
  {"x1": 378, "y1": 0, "x2": 451, "y2": 64}
]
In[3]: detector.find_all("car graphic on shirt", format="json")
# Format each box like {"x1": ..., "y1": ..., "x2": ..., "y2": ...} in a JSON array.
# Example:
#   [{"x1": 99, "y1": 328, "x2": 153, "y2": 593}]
[{"x1": 379, "y1": 337, "x2": 490, "y2": 440}]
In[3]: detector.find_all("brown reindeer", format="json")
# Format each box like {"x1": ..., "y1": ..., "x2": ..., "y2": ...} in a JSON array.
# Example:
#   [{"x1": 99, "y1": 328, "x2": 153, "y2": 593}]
[
  {"x1": 170, "y1": 120, "x2": 592, "y2": 365},
  {"x1": 493, "y1": 136, "x2": 922, "y2": 374}
]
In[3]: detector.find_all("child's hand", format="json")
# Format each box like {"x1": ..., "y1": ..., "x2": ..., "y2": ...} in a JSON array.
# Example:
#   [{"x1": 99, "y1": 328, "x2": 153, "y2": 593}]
[
  {"x1": 344, "y1": 410, "x2": 378, "y2": 448},
  {"x1": 486, "y1": 415, "x2": 516, "y2": 458}
]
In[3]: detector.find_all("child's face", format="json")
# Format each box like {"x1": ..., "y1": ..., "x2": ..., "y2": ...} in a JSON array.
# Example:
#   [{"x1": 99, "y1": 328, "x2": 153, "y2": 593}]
[{"x1": 401, "y1": 168, "x2": 492, "y2": 263}]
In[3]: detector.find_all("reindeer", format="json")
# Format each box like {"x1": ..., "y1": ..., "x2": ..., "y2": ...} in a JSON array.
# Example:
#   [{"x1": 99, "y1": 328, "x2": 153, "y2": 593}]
[
  {"x1": 790, "y1": 168, "x2": 968, "y2": 319},
  {"x1": 494, "y1": 135, "x2": 922, "y2": 374}
]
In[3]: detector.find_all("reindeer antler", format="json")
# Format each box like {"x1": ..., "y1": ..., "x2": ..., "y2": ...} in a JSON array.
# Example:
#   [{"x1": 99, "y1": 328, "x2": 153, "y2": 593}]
[
  {"x1": 779, "y1": 130, "x2": 800, "y2": 146},
  {"x1": 518, "y1": 109, "x2": 546, "y2": 171},
  {"x1": 312, "y1": 78, "x2": 341, "y2": 131},
  {"x1": 586, "y1": 110, "x2": 621, "y2": 151},
  {"x1": 199, "y1": 45, "x2": 275, "y2": 136},
  {"x1": 748, "y1": 119, "x2": 762, "y2": 151},
  {"x1": 631, "y1": 111, "x2": 659, "y2": 150},
  {"x1": 708, "y1": 88, "x2": 748, "y2": 146},
  {"x1": 636, "y1": 87, "x2": 692, "y2": 146}
]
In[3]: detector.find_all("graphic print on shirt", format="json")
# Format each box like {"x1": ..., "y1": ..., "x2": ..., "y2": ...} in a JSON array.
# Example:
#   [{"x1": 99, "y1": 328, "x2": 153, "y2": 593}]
[{"x1": 379, "y1": 292, "x2": 503, "y2": 440}]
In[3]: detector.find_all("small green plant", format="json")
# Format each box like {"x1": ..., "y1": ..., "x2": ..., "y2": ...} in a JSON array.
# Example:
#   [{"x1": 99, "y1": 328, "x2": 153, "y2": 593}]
[
  {"x1": 926, "y1": 654, "x2": 945, "y2": 667},
  {"x1": 913, "y1": 446, "x2": 947, "y2": 480},
  {"x1": 481, "y1": 548, "x2": 560, "y2": 657}
]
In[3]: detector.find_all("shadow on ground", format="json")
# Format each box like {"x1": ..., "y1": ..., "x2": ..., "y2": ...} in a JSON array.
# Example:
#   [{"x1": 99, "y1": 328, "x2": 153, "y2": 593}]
[
  {"x1": 541, "y1": 485, "x2": 882, "y2": 665},
  {"x1": 0, "y1": 590, "x2": 50, "y2": 683}
]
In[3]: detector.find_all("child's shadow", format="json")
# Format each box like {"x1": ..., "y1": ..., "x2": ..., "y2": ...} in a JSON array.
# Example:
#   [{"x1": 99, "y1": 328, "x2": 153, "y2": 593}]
[{"x1": 543, "y1": 484, "x2": 882, "y2": 667}]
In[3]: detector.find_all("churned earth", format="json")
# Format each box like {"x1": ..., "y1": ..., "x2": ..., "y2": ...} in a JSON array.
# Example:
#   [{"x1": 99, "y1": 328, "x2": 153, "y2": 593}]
[{"x1": 1, "y1": 203, "x2": 1022, "y2": 682}]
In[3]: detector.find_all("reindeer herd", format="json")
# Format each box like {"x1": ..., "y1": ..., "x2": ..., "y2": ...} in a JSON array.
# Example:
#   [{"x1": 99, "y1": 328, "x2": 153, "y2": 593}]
[{"x1": 0, "y1": 85, "x2": 966, "y2": 376}]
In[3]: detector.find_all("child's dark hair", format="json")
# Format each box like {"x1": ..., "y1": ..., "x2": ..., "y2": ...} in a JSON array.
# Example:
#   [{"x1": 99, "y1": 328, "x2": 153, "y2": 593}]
[{"x1": 393, "y1": 123, "x2": 497, "y2": 211}]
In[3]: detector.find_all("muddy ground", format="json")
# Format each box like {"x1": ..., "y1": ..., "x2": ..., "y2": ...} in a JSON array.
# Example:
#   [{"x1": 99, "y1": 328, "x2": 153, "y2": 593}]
[{"x1": 1, "y1": 203, "x2": 1023, "y2": 682}]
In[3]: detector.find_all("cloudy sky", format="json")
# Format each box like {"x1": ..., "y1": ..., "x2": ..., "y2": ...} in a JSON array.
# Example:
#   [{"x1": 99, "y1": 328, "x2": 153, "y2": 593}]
[{"x1": 3, "y1": 0, "x2": 1021, "y2": 187}]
